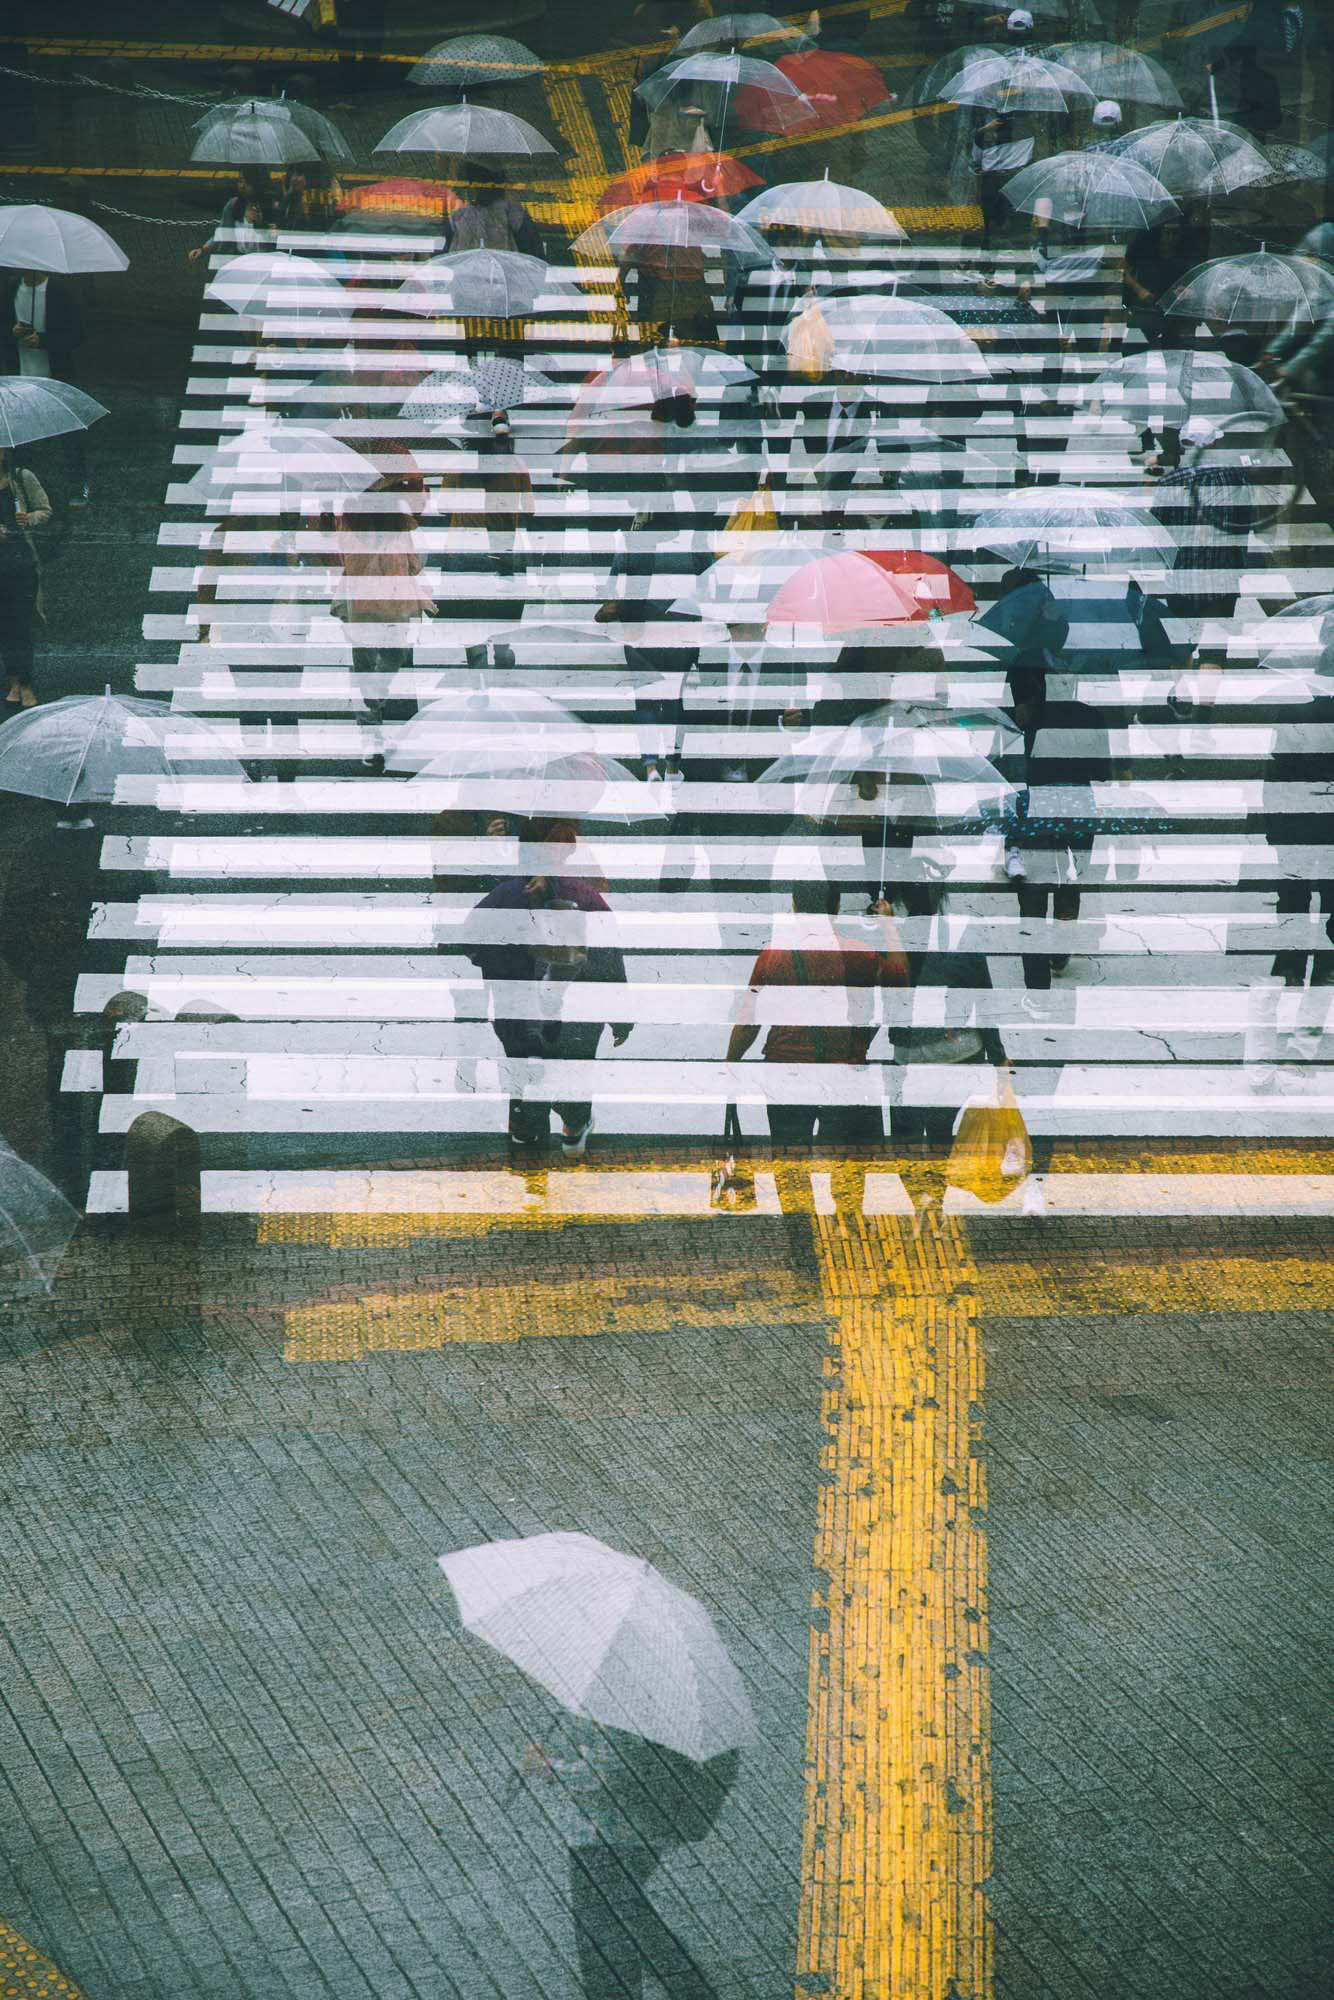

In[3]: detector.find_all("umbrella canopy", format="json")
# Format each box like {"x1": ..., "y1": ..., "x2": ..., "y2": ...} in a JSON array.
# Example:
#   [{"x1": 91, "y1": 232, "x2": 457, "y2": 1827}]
[
  {"x1": 861, "y1": 550, "x2": 976, "y2": 615},
  {"x1": 1039, "y1": 40, "x2": 1181, "y2": 108},
  {"x1": 677, "y1": 10, "x2": 808, "y2": 51},
  {"x1": 0, "y1": 204, "x2": 127, "y2": 274},
  {"x1": 184, "y1": 421, "x2": 382, "y2": 501},
  {"x1": 387, "y1": 686, "x2": 584, "y2": 773},
  {"x1": 408, "y1": 737, "x2": 667, "y2": 823},
  {"x1": 576, "y1": 345, "x2": 755, "y2": 418},
  {"x1": 1091, "y1": 349, "x2": 1283, "y2": 434},
  {"x1": 0, "y1": 692, "x2": 244, "y2": 806},
  {"x1": 814, "y1": 293, "x2": 991, "y2": 382},
  {"x1": 938, "y1": 51, "x2": 1094, "y2": 112},
  {"x1": 1258, "y1": 596, "x2": 1334, "y2": 667},
  {"x1": 409, "y1": 34, "x2": 544, "y2": 87},
  {"x1": 573, "y1": 199, "x2": 769, "y2": 264},
  {"x1": 205, "y1": 250, "x2": 346, "y2": 318},
  {"x1": 1002, "y1": 149, "x2": 1177, "y2": 230},
  {"x1": 396, "y1": 249, "x2": 547, "y2": 317},
  {"x1": 193, "y1": 96, "x2": 353, "y2": 163},
  {"x1": 397, "y1": 369, "x2": 483, "y2": 427},
  {"x1": 1107, "y1": 117, "x2": 1269, "y2": 199},
  {"x1": 0, "y1": 1144, "x2": 79, "y2": 1293},
  {"x1": 439, "y1": 1532, "x2": 755, "y2": 1763},
  {"x1": 1160, "y1": 250, "x2": 1334, "y2": 330},
  {"x1": 765, "y1": 552, "x2": 927, "y2": 630},
  {"x1": 376, "y1": 104, "x2": 557, "y2": 160},
  {"x1": 597, "y1": 151, "x2": 763, "y2": 215},
  {"x1": 912, "y1": 43, "x2": 1004, "y2": 105},
  {"x1": 191, "y1": 105, "x2": 319, "y2": 164},
  {"x1": 738, "y1": 50, "x2": 892, "y2": 130},
  {"x1": 737, "y1": 173, "x2": 906, "y2": 240},
  {"x1": 761, "y1": 711, "x2": 1013, "y2": 823},
  {"x1": 638, "y1": 51, "x2": 818, "y2": 135},
  {"x1": 0, "y1": 376, "x2": 106, "y2": 449},
  {"x1": 969, "y1": 486, "x2": 1177, "y2": 571}
]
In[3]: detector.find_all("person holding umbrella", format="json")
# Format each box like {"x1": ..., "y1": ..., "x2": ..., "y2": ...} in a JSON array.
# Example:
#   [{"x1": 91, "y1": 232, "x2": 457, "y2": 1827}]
[
  {"x1": 1, "y1": 268, "x2": 91, "y2": 508},
  {"x1": 0, "y1": 448, "x2": 51, "y2": 707}
]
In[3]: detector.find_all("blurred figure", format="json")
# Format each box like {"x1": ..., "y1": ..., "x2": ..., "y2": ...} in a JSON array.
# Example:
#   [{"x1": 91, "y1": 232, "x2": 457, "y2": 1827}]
[
  {"x1": 1260, "y1": 222, "x2": 1334, "y2": 525},
  {"x1": 971, "y1": 87, "x2": 1037, "y2": 251},
  {"x1": 331, "y1": 476, "x2": 434, "y2": 770},
  {"x1": 465, "y1": 863, "x2": 631, "y2": 1155},
  {"x1": 1, "y1": 267, "x2": 90, "y2": 507},
  {"x1": 0, "y1": 449, "x2": 51, "y2": 706},
  {"x1": 1120, "y1": 207, "x2": 1211, "y2": 351},
  {"x1": 442, "y1": 165, "x2": 545, "y2": 258},
  {"x1": 187, "y1": 169, "x2": 279, "y2": 263},
  {"x1": 885, "y1": 868, "x2": 1006, "y2": 1149}
]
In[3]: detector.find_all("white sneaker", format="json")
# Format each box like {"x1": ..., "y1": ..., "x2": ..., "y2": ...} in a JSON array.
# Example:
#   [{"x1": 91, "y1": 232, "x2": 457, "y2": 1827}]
[
  {"x1": 1005, "y1": 849, "x2": 1026, "y2": 879},
  {"x1": 561, "y1": 1116, "x2": 593, "y2": 1158},
  {"x1": 1021, "y1": 1177, "x2": 1047, "y2": 1214}
]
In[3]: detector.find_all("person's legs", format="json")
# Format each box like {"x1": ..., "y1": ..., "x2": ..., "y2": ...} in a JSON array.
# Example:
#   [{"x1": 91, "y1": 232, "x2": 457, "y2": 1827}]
[
  {"x1": 1049, "y1": 881, "x2": 1081, "y2": 974},
  {"x1": 816, "y1": 1101, "x2": 882, "y2": 1214},
  {"x1": 768, "y1": 1101, "x2": 818, "y2": 1213},
  {"x1": 1017, "y1": 882, "x2": 1054, "y2": 990},
  {"x1": 569, "y1": 1844, "x2": 719, "y2": 2000},
  {"x1": 1273, "y1": 881, "x2": 1311, "y2": 985},
  {"x1": 0, "y1": 569, "x2": 38, "y2": 701}
]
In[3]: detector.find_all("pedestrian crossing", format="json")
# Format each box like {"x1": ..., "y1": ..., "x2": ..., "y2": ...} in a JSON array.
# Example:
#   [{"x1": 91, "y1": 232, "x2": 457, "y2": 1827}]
[{"x1": 74, "y1": 218, "x2": 1334, "y2": 1209}]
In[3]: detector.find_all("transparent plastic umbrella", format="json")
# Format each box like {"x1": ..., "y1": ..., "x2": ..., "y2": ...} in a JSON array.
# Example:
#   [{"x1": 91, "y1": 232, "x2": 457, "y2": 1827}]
[
  {"x1": 0, "y1": 204, "x2": 127, "y2": 274},
  {"x1": 387, "y1": 687, "x2": 585, "y2": 774},
  {"x1": 376, "y1": 104, "x2": 557, "y2": 160},
  {"x1": 1160, "y1": 250, "x2": 1334, "y2": 330},
  {"x1": 205, "y1": 250, "x2": 347, "y2": 319},
  {"x1": 572, "y1": 199, "x2": 769, "y2": 264},
  {"x1": 737, "y1": 172, "x2": 907, "y2": 240},
  {"x1": 1107, "y1": 117, "x2": 1270, "y2": 199},
  {"x1": 1090, "y1": 349, "x2": 1283, "y2": 434},
  {"x1": 439, "y1": 1532, "x2": 755, "y2": 1762},
  {"x1": 0, "y1": 1145, "x2": 79, "y2": 1295},
  {"x1": 1002, "y1": 150, "x2": 1177, "y2": 230},
  {"x1": 0, "y1": 692, "x2": 245, "y2": 806},
  {"x1": 969, "y1": 487, "x2": 1178, "y2": 572},
  {"x1": 0, "y1": 376, "x2": 106, "y2": 449},
  {"x1": 761, "y1": 712, "x2": 1014, "y2": 826},
  {"x1": 636, "y1": 50, "x2": 817, "y2": 135},
  {"x1": 1038, "y1": 40, "x2": 1182, "y2": 108},
  {"x1": 409, "y1": 34, "x2": 544, "y2": 87},
  {"x1": 814, "y1": 293, "x2": 991, "y2": 382},
  {"x1": 183, "y1": 422, "x2": 381, "y2": 501},
  {"x1": 677, "y1": 11, "x2": 809, "y2": 52},
  {"x1": 408, "y1": 740, "x2": 668, "y2": 823},
  {"x1": 911, "y1": 43, "x2": 1003, "y2": 105},
  {"x1": 938, "y1": 51, "x2": 1094, "y2": 112},
  {"x1": 577, "y1": 345, "x2": 756, "y2": 417},
  {"x1": 396, "y1": 249, "x2": 547, "y2": 317},
  {"x1": 397, "y1": 369, "x2": 483, "y2": 427},
  {"x1": 193, "y1": 96, "x2": 353, "y2": 163},
  {"x1": 191, "y1": 105, "x2": 320, "y2": 164}
]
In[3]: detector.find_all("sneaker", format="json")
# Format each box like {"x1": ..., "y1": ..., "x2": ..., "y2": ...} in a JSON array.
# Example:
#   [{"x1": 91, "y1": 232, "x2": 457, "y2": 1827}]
[
  {"x1": 1004, "y1": 848, "x2": 1026, "y2": 879},
  {"x1": 1021, "y1": 1177, "x2": 1048, "y2": 1215},
  {"x1": 68, "y1": 484, "x2": 91, "y2": 509},
  {"x1": 560, "y1": 1116, "x2": 593, "y2": 1158}
]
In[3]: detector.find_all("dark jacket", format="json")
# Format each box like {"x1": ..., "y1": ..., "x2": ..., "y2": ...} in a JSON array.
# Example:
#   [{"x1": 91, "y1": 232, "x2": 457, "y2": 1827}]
[{"x1": 0, "y1": 274, "x2": 85, "y2": 379}]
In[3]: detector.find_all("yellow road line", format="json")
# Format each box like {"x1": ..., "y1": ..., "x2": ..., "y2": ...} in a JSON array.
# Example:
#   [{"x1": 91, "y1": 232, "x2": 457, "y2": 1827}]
[
  {"x1": 0, "y1": 1921, "x2": 88, "y2": 2000},
  {"x1": 802, "y1": 1212, "x2": 991, "y2": 2000}
]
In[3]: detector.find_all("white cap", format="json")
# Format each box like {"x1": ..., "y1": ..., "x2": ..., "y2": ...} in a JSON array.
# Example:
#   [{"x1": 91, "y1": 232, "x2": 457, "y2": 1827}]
[
  {"x1": 1092, "y1": 98, "x2": 1122, "y2": 125},
  {"x1": 1006, "y1": 8, "x2": 1035, "y2": 27}
]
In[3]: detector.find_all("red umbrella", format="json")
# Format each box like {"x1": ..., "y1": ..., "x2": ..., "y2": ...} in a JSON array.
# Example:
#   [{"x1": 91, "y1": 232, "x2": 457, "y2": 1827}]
[
  {"x1": 337, "y1": 178, "x2": 461, "y2": 221},
  {"x1": 861, "y1": 550, "x2": 975, "y2": 616},
  {"x1": 597, "y1": 151, "x2": 763, "y2": 215},
  {"x1": 765, "y1": 552, "x2": 923, "y2": 631},
  {"x1": 738, "y1": 50, "x2": 892, "y2": 131}
]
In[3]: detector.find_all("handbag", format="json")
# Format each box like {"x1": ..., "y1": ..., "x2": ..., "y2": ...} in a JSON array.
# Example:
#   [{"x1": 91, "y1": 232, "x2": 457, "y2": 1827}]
[{"x1": 710, "y1": 1103, "x2": 756, "y2": 1211}]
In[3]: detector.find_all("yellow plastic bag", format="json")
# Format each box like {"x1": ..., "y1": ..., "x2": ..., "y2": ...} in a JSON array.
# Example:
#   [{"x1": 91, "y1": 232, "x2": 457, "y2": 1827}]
[
  {"x1": 946, "y1": 1070, "x2": 1032, "y2": 1205},
  {"x1": 724, "y1": 479, "x2": 778, "y2": 537},
  {"x1": 786, "y1": 295, "x2": 834, "y2": 382}
]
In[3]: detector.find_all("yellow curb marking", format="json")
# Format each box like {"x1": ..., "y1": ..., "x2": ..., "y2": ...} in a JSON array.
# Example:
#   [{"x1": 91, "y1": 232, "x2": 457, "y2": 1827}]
[
  {"x1": 0, "y1": 1922, "x2": 88, "y2": 2000},
  {"x1": 801, "y1": 1212, "x2": 991, "y2": 2000}
]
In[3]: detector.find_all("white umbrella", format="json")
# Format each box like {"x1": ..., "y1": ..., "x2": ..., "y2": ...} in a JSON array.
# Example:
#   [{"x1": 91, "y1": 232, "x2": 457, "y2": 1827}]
[
  {"x1": 1002, "y1": 150, "x2": 1177, "y2": 230},
  {"x1": 737, "y1": 173, "x2": 907, "y2": 240},
  {"x1": 577, "y1": 345, "x2": 755, "y2": 417},
  {"x1": 814, "y1": 293, "x2": 991, "y2": 382},
  {"x1": 572, "y1": 199, "x2": 769, "y2": 264},
  {"x1": 1161, "y1": 250, "x2": 1334, "y2": 330},
  {"x1": 205, "y1": 250, "x2": 347, "y2": 319},
  {"x1": 1090, "y1": 349, "x2": 1283, "y2": 433},
  {"x1": 938, "y1": 51, "x2": 1095, "y2": 112},
  {"x1": 191, "y1": 105, "x2": 320, "y2": 165},
  {"x1": 0, "y1": 692, "x2": 244, "y2": 806},
  {"x1": 0, "y1": 376, "x2": 106, "y2": 449},
  {"x1": 409, "y1": 34, "x2": 545, "y2": 87},
  {"x1": 1039, "y1": 40, "x2": 1182, "y2": 109},
  {"x1": 376, "y1": 104, "x2": 557, "y2": 160},
  {"x1": 677, "y1": 11, "x2": 809, "y2": 52},
  {"x1": 439, "y1": 1532, "x2": 755, "y2": 1763},
  {"x1": 911, "y1": 43, "x2": 1003, "y2": 106},
  {"x1": 0, "y1": 1144, "x2": 79, "y2": 1293},
  {"x1": 184, "y1": 421, "x2": 381, "y2": 501},
  {"x1": 969, "y1": 486, "x2": 1177, "y2": 572},
  {"x1": 387, "y1": 686, "x2": 588, "y2": 774},
  {"x1": 1107, "y1": 117, "x2": 1270, "y2": 199},
  {"x1": 637, "y1": 50, "x2": 817, "y2": 136},
  {"x1": 396, "y1": 249, "x2": 547, "y2": 318},
  {"x1": 0, "y1": 205, "x2": 127, "y2": 274},
  {"x1": 193, "y1": 96, "x2": 354, "y2": 163}
]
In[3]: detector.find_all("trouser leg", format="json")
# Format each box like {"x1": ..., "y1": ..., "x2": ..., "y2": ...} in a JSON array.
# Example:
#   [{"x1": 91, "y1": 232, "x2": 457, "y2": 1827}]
[{"x1": 1017, "y1": 882, "x2": 1053, "y2": 990}]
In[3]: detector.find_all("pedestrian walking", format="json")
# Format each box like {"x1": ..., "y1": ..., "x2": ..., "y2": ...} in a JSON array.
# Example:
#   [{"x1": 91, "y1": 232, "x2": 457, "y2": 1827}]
[
  {"x1": 0, "y1": 450, "x2": 51, "y2": 708},
  {"x1": 465, "y1": 868, "x2": 632, "y2": 1155},
  {"x1": 1, "y1": 268, "x2": 91, "y2": 506},
  {"x1": 441, "y1": 166, "x2": 545, "y2": 259}
]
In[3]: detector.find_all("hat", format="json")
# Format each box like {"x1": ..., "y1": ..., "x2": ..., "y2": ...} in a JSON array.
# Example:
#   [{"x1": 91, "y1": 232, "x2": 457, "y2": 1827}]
[
  {"x1": 1092, "y1": 98, "x2": 1122, "y2": 125},
  {"x1": 1006, "y1": 8, "x2": 1035, "y2": 28}
]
